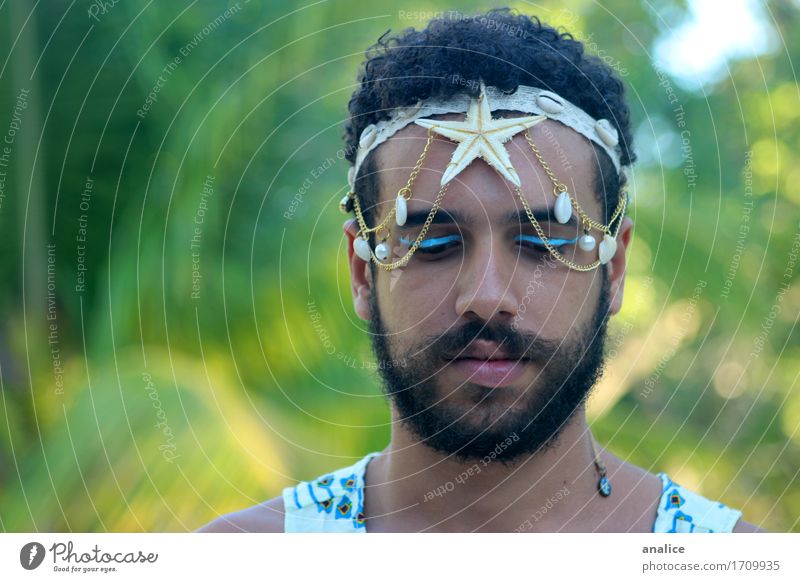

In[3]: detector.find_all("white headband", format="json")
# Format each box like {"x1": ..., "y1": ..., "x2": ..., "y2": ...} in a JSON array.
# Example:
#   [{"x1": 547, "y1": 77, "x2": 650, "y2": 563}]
[{"x1": 347, "y1": 83, "x2": 629, "y2": 190}]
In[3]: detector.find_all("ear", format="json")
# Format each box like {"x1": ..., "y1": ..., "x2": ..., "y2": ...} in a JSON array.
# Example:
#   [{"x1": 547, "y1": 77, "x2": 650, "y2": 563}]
[
  {"x1": 607, "y1": 216, "x2": 633, "y2": 316},
  {"x1": 343, "y1": 218, "x2": 373, "y2": 321}
]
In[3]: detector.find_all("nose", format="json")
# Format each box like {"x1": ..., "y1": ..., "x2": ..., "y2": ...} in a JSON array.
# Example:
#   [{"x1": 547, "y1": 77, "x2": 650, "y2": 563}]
[{"x1": 454, "y1": 242, "x2": 521, "y2": 322}]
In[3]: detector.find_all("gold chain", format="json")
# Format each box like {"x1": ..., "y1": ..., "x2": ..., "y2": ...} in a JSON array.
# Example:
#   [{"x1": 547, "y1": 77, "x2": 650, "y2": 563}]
[
  {"x1": 515, "y1": 182, "x2": 627, "y2": 271},
  {"x1": 353, "y1": 127, "x2": 434, "y2": 239},
  {"x1": 524, "y1": 130, "x2": 624, "y2": 234},
  {"x1": 524, "y1": 131, "x2": 566, "y2": 192},
  {"x1": 350, "y1": 125, "x2": 628, "y2": 272},
  {"x1": 374, "y1": 181, "x2": 451, "y2": 270},
  {"x1": 515, "y1": 184, "x2": 600, "y2": 271},
  {"x1": 399, "y1": 126, "x2": 434, "y2": 198}
]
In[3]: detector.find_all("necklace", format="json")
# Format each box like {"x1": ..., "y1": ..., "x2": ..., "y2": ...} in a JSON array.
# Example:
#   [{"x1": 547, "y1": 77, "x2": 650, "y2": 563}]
[{"x1": 589, "y1": 436, "x2": 612, "y2": 497}]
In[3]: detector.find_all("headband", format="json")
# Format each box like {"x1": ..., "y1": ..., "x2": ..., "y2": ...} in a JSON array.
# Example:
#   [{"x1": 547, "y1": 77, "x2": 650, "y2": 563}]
[{"x1": 341, "y1": 80, "x2": 629, "y2": 272}]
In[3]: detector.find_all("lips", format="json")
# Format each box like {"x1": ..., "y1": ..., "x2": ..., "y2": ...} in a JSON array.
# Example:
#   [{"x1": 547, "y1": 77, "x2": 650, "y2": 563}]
[
  {"x1": 444, "y1": 340, "x2": 529, "y2": 388},
  {"x1": 444, "y1": 339, "x2": 525, "y2": 361}
]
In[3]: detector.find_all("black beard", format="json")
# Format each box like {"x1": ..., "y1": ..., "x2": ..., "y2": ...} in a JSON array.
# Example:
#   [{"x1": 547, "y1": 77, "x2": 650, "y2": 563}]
[{"x1": 368, "y1": 267, "x2": 611, "y2": 467}]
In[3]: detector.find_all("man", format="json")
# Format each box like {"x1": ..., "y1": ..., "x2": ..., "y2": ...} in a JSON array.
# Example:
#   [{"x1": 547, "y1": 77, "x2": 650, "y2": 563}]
[{"x1": 199, "y1": 8, "x2": 763, "y2": 533}]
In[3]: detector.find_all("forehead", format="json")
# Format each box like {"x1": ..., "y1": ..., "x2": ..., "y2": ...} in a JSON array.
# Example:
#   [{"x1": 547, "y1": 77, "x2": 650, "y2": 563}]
[{"x1": 373, "y1": 112, "x2": 601, "y2": 221}]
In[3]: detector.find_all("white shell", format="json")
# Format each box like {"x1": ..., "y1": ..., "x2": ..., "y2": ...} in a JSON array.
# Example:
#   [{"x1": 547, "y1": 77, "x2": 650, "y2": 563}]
[
  {"x1": 598, "y1": 234, "x2": 618, "y2": 264},
  {"x1": 395, "y1": 194, "x2": 408, "y2": 226},
  {"x1": 537, "y1": 91, "x2": 565, "y2": 114},
  {"x1": 375, "y1": 242, "x2": 390, "y2": 261},
  {"x1": 339, "y1": 194, "x2": 351, "y2": 214},
  {"x1": 353, "y1": 238, "x2": 372, "y2": 261},
  {"x1": 595, "y1": 119, "x2": 618, "y2": 148},
  {"x1": 578, "y1": 234, "x2": 596, "y2": 252},
  {"x1": 359, "y1": 125, "x2": 377, "y2": 149},
  {"x1": 347, "y1": 166, "x2": 356, "y2": 188},
  {"x1": 394, "y1": 101, "x2": 422, "y2": 120},
  {"x1": 554, "y1": 191, "x2": 572, "y2": 224}
]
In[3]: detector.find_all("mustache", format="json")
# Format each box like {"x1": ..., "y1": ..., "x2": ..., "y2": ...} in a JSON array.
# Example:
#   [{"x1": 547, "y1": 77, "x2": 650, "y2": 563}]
[{"x1": 419, "y1": 319, "x2": 561, "y2": 362}]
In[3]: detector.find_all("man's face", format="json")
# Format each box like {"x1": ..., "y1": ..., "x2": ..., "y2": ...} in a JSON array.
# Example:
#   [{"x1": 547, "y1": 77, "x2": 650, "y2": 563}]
[{"x1": 347, "y1": 115, "x2": 631, "y2": 465}]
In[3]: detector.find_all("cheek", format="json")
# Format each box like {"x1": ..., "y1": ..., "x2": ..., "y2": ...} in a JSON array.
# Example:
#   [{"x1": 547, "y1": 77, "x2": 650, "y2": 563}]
[
  {"x1": 375, "y1": 258, "x2": 598, "y2": 338},
  {"x1": 378, "y1": 251, "x2": 458, "y2": 296},
  {"x1": 511, "y1": 269, "x2": 594, "y2": 335},
  {"x1": 375, "y1": 270, "x2": 452, "y2": 335},
  {"x1": 375, "y1": 269, "x2": 490, "y2": 359}
]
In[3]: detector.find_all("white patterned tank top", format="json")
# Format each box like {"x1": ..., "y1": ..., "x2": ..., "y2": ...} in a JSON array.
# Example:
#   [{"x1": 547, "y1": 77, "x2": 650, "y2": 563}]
[{"x1": 282, "y1": 451, "x2": 743, "y2": 533}]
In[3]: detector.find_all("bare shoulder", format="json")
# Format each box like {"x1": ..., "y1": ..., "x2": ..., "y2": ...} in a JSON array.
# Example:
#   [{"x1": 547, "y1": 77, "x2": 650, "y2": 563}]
[
  {"x1": 593, "y1": 454, "x2": 665, "y2": 532},
  {"x1": 733, "y1": 518, "x2": 769, "y2": 533},
  {"x1": 196, "y1": 495, "x2": 285, "y2": 533},
  {"x1": 604, "y1": 454, "x2": 770, "y2": 533}
]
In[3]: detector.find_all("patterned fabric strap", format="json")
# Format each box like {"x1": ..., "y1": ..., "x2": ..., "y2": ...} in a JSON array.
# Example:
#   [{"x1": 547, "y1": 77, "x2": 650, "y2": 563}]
[
  {"x1": 282, "y1": 452, "x2": 380, "y2": 533},
  {"x1": 283, "y1": 453, "x2": 743, "y2": 533},
  {"x1": 652, "y1": 473, "x2": 743, "y2": 533}
]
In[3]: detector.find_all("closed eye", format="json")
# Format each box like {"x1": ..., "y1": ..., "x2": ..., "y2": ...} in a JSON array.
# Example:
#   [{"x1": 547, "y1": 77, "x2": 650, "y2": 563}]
[
  {"x1": 399, "y1": 234, "x2": 461, "y2": 254},
  {"x1": 398, "y1": 234, "x2": 577, "y2": 255},
  {"x1": 515, "y1": 234, "x2": 578, "y2": 251}
]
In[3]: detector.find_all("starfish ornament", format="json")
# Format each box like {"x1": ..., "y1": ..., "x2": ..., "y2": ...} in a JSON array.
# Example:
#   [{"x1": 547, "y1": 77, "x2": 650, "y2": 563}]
[{"x1": 414, "y1": 81, "x2": 546, "y2": 187}]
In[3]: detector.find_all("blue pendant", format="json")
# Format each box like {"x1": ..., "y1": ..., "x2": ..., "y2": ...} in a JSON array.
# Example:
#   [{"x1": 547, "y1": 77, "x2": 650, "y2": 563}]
[{"x1": 598, "y1": 475, "x2": 612, "y2": 497}]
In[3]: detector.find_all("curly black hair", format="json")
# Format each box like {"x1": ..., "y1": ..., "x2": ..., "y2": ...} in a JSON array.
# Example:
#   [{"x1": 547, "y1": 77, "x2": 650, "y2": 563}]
[{"x1": 344, "y1": 7, "x2": 635, "y2": 236}]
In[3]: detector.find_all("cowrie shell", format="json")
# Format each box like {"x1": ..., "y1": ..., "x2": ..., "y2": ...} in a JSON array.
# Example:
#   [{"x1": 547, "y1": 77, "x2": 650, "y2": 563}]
[
  {"x1": 359, "y1": 125, "x2": 377, "y2": 149},
  {"x1": 339, "y1": 194, "x2": 351, "y2": 214},
  {"x1": 353, "y1": 238, "x2": 372, "y2": 262},
  {"x1": 537, "y1": 91, "x2": 565, "y2": 114},
  {"x1": 598, "y1": 234, "x2": 618, "y2": 264},
  {"x1": 554, "y1": 191, "x2": 572, "y2": 224},
  {"x1": 394, "y1": 102, "x2": 422, "y2": 120},
  {"x1": 595, "y1": 119, "x2": 618, "y2": 148},
  {"x1": 395, "y1": 194, "x2": 408, "y2": 226}
]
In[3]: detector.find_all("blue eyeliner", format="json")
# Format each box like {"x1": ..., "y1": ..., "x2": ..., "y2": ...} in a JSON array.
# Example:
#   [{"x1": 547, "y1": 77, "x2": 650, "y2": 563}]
[
  {"x1": 399, "y1": 234, "x2": 461, "y2": 249},
  {"x1": 515, "y1": 234, "x2": 578, "y2": 248}
]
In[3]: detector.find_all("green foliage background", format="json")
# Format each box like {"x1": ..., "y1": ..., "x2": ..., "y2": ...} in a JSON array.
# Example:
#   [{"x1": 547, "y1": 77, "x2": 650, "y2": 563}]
[{"x1": 0, "y1": 0, "x2": 797, "y2": 531}]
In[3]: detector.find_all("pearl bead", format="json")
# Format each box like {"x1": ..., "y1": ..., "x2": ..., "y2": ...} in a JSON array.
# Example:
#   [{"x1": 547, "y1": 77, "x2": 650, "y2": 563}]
[
  {"x1": 578, "y1": 234, "x2": 596, "y2": 252},
  {"x1": 375, "y1": 242, "x2": 390, "y2": 261}
]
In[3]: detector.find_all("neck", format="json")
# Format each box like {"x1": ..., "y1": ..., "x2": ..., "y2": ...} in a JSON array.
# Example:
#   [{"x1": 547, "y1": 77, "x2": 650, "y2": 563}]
[{"x1": 365, "y1": 405, "x2": 613, "y2": 532}]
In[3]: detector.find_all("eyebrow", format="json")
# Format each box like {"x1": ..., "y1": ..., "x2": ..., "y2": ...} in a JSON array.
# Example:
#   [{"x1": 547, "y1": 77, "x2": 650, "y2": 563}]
[
  {"x1": 399, "y1": 207, "x2": 471, "y2": 229},
  {"x1": 503, "y1": 207, "x2": 579, "y2": 229},
  {"x1": 400, "y1": 206, "x2": 579, "y2": 229}
]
